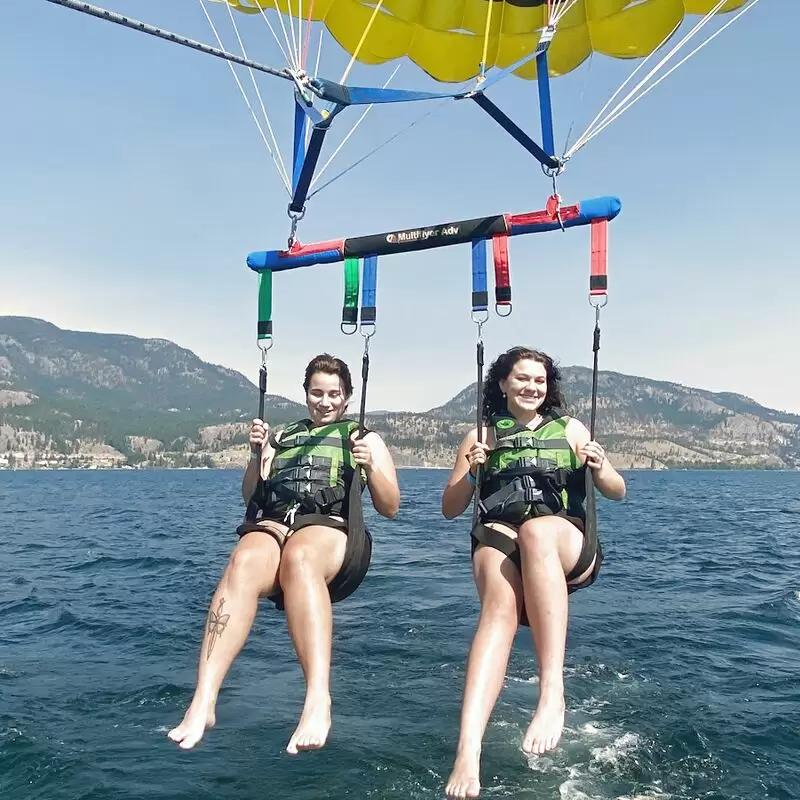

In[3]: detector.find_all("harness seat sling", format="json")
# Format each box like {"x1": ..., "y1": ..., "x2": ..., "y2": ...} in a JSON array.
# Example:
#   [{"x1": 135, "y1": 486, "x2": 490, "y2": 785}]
[{"x1": 472, "y1": 410, "x2": 601, "y2": 589}]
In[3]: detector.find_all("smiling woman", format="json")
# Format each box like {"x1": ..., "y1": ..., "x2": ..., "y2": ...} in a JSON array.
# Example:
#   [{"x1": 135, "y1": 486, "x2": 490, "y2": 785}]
[
  {"x1": 441, "y1": 345, "x2": 626, "y2": 799},
  {"x1": 167, "y1": 352, "x2": 400, "y2": 755}
]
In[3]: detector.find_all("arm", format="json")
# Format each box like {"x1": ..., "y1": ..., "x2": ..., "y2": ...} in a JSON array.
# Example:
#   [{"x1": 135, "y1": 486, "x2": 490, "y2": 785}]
[
  {"x1": 566, "y1": 419, "x2": 626, "y2": 501},
  {"x1": 241, "y1": 418, "x2": 275, "y2": 504},
  {"x1": 353, "y1": 431, "x2": 400, "y2": 519},
  {"x1": 441, "y1": 428, "x2": 489, "y2": 520}
]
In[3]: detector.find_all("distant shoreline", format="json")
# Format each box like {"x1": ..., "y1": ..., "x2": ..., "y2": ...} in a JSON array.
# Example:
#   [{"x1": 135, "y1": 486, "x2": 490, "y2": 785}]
[{"x1": 2, "y1": 465, "x2": 798, "y2": 474}]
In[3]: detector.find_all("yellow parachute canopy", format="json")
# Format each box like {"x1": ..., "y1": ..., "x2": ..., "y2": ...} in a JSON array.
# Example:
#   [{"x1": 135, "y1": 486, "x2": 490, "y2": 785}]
[{"x1": 216, "y1": 1, "x2": 750, "y2": 82}]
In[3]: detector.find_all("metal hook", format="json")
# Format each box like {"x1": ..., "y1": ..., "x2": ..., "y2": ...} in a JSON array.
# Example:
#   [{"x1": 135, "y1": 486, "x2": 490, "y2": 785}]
[
  {"x1": 287, "y1": 206, "x2": 306, "y2": 249},
  {"x1": 257, "y1": 338, "x2": 273, "y2": 359},
  {"x1": 540, "y1": 157, "x2": 565, "y2": 180},
  {"x1": 472, "y1": 310, "x2": 489, "y2": 342},
  {"x1": 360, "y1": 324, "x2": 376, "y2": 346},
  {"x1": 471, "y1": 309, "x2": 489, "y2": 328}
]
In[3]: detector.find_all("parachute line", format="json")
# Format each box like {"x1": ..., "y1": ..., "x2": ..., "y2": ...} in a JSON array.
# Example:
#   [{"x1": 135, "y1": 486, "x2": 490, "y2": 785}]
[
  {"x1": 472, "y1": 40, "x2": 549, "y2": 95},
  {"x1": 197, "y1": 0, "x2": 291, "y2": 192},
  {"x1": 480, "y1": 0, "x2": 495, "y2": 77},
  {"x1": 302, "y1": 0, "x2": 317, "y2": 70},
  {"x1": 312, "y1": 26, "x2": 324, "y2": 80},
  {"x1": 310, "y1": 64, "x2": 402, "y2": 192},
  {"x1": 561, "y1": 53, "x2": 596, "y2": 159},
  {"x1": 252, "y1": 4, "x2": 292, "y2": 66},
  {"x1": 296, "y1": 0, "x2": 303, "y2": 67},
  {"x1": 340, "y1": 0, "x2": 385, "y2": 84},
  {"x1": 274, "y1": 0, "x2": 299, "y2": 70},
  {"x1": 594, "y1": 0, "x2": 762, "y2": 138},
  {"x1": 550, "y1": 0, "x2": 581, "y2": 26},
  {"x1": 307, "y1": 100, "x2": 450, "y2": 201},
  {"x1": 567, "y1": 18, "x2": 686, "y2": 156},
  {"x1": 215, "y1": 0, "x2": 291, "y2": 189},
  {"x1": 565, "y1": 0, "x2": 762, "y2": 159}
]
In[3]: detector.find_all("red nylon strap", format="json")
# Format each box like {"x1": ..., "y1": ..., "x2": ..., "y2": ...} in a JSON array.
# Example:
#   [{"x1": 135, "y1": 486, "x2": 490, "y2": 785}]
[
  {"x1": 281, "y1": 238, "x2": 345, "y2": 258},
  {"x1": 492, "y1": 234, "x2": 511, "y2": 308},
  {"x1": 590, "y1": 219, "x2": 608, "y2": 297},
  {"x1": 509, "y1": 202, "x2": 580, "y2": 228}
]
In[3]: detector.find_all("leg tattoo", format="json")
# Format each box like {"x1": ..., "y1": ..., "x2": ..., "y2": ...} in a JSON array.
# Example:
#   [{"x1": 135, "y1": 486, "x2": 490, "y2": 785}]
[{"x1": 206, "y1": 597, "x2": 231, "y2": 660}]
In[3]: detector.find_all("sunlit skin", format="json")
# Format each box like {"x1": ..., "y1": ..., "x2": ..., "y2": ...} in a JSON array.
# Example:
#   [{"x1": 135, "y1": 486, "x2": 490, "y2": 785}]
[
  {"x1": 168, "y1": 368, "x2": 399, "y2": 754},
  {"x1": 442, "y1": 357, "x2": 625, "y2": 799}
]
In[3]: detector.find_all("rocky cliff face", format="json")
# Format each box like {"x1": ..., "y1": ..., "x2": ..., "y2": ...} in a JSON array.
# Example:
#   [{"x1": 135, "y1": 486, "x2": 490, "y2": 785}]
[
  {"x1": 1, "y1": 316, "x2": 798, "y2": 470},
  {"x1": 0, "y1": 317, "x2": 303, "y2": 469},
  {"x1": 364, "y1": 369, "x2": 800, "y2": 470}
]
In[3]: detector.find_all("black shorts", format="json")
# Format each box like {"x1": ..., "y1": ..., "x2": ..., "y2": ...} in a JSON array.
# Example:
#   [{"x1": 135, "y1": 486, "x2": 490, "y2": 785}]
[
  {"x1": 470, "y1": 514, "x2": 602, "y2": 626},
  {"x1": 236, "y1": 513, "x2": 372, "y2": 609}
]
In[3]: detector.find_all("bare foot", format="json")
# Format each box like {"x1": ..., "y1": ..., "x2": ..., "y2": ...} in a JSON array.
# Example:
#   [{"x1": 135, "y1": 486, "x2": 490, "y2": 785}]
[
  {"x1": 168, "y1": 701, "x2": 216, "y2": 750},
  {"x1": 521, "y1": 692, "x2": 565, "y2": 755},
  {"x1": 286, "y1": 692, "x2": 331, "y2": 755},
  {"x1": 445, "y1": 746, "x2": 481, "y2": 799}
]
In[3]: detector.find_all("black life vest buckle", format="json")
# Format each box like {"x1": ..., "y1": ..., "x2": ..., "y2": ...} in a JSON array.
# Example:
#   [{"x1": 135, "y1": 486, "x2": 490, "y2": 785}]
[{"x1": 314, "y1": 485, "x2": 346, "y2": 510}]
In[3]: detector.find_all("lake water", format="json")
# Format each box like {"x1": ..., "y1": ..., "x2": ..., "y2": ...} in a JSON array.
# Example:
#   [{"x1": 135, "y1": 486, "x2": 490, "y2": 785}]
[{"x1": 1, "y1": 469, "x2": 799, "y2": 799}]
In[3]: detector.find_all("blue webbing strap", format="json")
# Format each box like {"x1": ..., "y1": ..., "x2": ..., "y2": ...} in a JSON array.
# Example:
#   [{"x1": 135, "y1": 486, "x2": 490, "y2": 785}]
[
  {"x1": 361, "y1": 255, "x2": 378, "y2": 328},
  {"x1": 471, "y1": 240, "x2": 489, "y2": 315},
  {"x1": 470, "y1": 93, "x2": 560, "y2": 170},
  {"x1": 536, "y1": 30, "x2": 556, "y2": 158}
]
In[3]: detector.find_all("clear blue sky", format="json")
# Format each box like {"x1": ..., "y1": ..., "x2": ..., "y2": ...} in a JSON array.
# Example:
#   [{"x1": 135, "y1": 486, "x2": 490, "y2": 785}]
[{"x1": 1, "y1": 1, "x2": 796, "y2": 413}]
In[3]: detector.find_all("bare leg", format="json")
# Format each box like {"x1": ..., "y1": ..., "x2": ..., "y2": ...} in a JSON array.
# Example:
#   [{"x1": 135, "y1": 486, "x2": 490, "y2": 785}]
[
  {"x1": 517, "y1": 517, "x2": 591, "y2": 756},
  {"x1": 168, "y1": 529, "x2": 282, "y2": 749},
  {"x1": 446, "y1": 545, "x2": 523, "y2": 799},
  {"x1": 278, "y1": 525, "x2": 347, "y2": 755}
]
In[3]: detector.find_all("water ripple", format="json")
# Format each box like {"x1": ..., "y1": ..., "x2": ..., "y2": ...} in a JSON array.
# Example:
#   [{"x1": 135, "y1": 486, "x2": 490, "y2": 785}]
[{"x1": 0, "y1": 469, "x2": 798, "y2": 799}]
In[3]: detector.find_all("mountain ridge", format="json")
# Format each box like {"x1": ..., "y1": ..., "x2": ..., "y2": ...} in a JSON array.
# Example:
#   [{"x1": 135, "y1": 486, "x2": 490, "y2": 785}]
[{"x1": 1, "y1": 316, "x2": 798, "y2": 470}]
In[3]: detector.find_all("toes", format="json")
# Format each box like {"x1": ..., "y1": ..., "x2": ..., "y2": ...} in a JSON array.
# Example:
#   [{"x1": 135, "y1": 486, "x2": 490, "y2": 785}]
[
  {"x1": 177, "y1": 731, "x2": 203, "y2": 750},
  {"x1": 445, "y1": 775, "x2": 480, "y2": 799}
]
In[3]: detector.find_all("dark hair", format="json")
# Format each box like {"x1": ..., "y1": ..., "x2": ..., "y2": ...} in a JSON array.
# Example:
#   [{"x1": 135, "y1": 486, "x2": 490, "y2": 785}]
[
  {"x1": 303, "y1": 353, "x2": 353, "y2": 398},
  {"x1": 482, "y1": 346, "x2": 566, "y2": 423}
]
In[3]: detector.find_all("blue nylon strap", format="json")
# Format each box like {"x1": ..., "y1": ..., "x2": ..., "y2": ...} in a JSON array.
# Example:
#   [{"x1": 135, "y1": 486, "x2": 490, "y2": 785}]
[
  {"x1": 467, "y1": 45, "x2": 545, "y2": 95},
  {"x1": 292, "y1": 96, "x2": 307, "y2": 192},
  {"x1": 470, "y1": 93, "x2": 560, "y2": 170},
  {"x1": 471, "y1": 240, "x2": 489, "y2": 313},
  {"x1": 289, "y1": 123, "x2": 331, "y2": 213},
  {"x1": 361, "y1": 255, "x2": 378, "y2": 326},
  {"x1": 536, "y1": 50, "x2": 555, "y2": 158},
  {"x1": 310, "y1": 78, "x2": 457, "y2": 106}
]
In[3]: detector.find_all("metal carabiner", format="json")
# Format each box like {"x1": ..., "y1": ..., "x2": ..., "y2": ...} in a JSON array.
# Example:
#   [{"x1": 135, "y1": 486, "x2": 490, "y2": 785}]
[{"x1": 287, "y1": 206, "x2": 306, "y2": 249}]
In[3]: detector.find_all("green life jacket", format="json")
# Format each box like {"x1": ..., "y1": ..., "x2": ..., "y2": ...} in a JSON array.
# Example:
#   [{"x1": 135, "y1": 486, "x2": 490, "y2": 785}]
[
  {"x1": 478, "y1": 411, "x2": 586, "y2": 525},
  {"x1": 258, "y1": 419, "x2": 364, "y2": 520}
]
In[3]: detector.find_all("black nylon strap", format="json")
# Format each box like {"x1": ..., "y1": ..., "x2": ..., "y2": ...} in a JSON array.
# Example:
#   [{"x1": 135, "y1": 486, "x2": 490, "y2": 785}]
[
  {"x1": 584, "y1": 306, "x2": 602, "y2": 556},
  {"x1": 341, "y1": 337, "x2": 371, "y2": 577},
  {"x1": 244, "y1": 364, "x2": 269, "y2": 523},
  {"x1": 472, "y1": 523, "x2": 520, "y2": 566},
  {"x1": 493, "y1": 436, "x2": 572, "y2": 452}
]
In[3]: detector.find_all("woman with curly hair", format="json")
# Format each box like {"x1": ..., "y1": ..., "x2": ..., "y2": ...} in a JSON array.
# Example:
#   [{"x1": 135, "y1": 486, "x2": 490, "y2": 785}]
[{"x1": 442, "y1": 346, "x2": 625, "y2": 799}]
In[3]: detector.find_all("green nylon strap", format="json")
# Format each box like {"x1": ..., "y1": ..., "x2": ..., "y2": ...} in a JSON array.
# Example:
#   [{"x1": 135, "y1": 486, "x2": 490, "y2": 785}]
[
  {"x1": 258, "y1": 270, "x2": 273, "y2": 343},
  {"x1": 342, "y1": 258, "x2": 360, "y2": 332}
]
